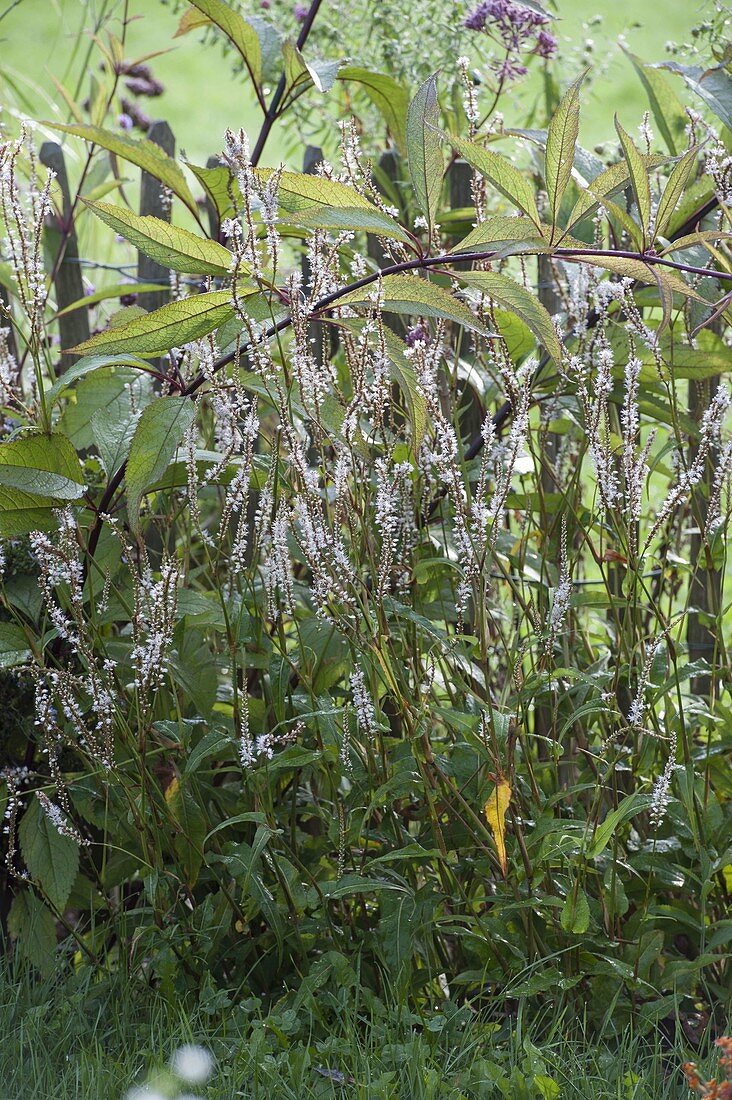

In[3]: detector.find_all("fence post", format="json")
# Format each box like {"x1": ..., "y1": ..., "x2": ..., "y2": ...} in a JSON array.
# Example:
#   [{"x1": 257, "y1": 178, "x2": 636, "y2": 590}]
[
  {"x1": 687, "y1": 375, "x2": 722, "y2": 699},
  {"x1": 138, "y1": 120, "x2": 175, "y2": 314},
  {"x1": 39, "y1": 141, "x2": 89, "y2": 369},
  {"x1": 0, "y1": 282, "x2": 19, "y2": 364},
  {"x1": 205, "y1": 154, "x2": 222, "y2": 241},
  {"x1": 535, "y1": 255, "x2": 564, "y2": 761},
  {"x1": 448, "y1": 158, "x2": 482, "y2": 441},
  {"x1": 302, "y1": 145, "x2": 339, "y2": 366}
]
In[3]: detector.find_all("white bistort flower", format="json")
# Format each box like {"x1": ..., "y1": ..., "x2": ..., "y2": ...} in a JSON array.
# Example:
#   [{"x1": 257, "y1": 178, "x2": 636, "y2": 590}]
[{"x1": 170, "y1": 1044, "x2": 214, "y2": 1084}]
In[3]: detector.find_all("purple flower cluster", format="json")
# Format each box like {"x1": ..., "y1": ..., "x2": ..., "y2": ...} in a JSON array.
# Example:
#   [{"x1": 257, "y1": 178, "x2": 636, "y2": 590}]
[{"x1": 464, "y1": 0, "x2": 557, "y2": 80}]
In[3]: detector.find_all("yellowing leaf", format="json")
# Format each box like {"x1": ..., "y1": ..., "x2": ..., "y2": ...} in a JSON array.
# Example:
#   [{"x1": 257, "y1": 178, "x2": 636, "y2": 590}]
[{"x1": 484, "y1": 777, "x2": 511, "y2": 877}]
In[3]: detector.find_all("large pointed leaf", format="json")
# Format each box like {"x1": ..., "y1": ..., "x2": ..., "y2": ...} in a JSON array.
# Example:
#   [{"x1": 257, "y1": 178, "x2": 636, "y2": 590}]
[
  {"x1": 0, "y1": 487, "x2": 61, "y2": 538},
  {"x1": 281, "y1": 39, "x2": 341, "y2": 101},
  {"x1": 0, "y1": 432, "x2": 84, "y2": 500},
  {"x1": 338, "y1": 67, "x2": 410, "y2": 155},
  {"x1": 624, "y1": 51, "x2": 688, "y2": 155},
  {"x1": 485, "y1": 777, "x2": 511, "y2": 877},
  {"x1": 83, "y1": 200, "x2": 234, "y2": 276},
  {"x1": 7, "y1": 891, "x2": 57, "y2": 977},
  {"x1": 448, "y1": 135, "x2": 540, "y2": 225},
  {"x1": 70, "y1": 291, "x2": 237, "y2": 358},
  {"x1": 586, "y1": 794, "x2": 653, "y2": 860},
  {"x1": 186, "y1": 0, "x2": 261, "y2": 85},
  {"x1": 46, "y1": 354, "x2": 154, "y2": 408},
  {"x1": 45, "y1": 123, "x2": 198, "y2": 215},
  {"x1": 455, "y1": 270, "x2": 561, "y2": 362},
  {"x1": 336, "y1": 273, "x2": 489, "y2": 335},
  {"x1": 255, "y1": 169, "x2": 374, "y2": 213},
  {"x1": 658, "y1": 61, "x2": 732, "y2": 133},
  {"x1": 0, "y1": 622, "x2": 32, "y2": 668},
  {"x1": 53, "y1": 282, "x2": 164, "y2": 319},
  {"x1": 187, "y1": 160, "x2": 236, "y2": 222},
  {"x1": 283, "y1": 205, "x2": 412, "y2": 244},
  {"x1": 558, "y1": 252, "x2": 704, "y2": 302},
  {"x1": 545, "y1": 72, "x2": 585, "y2": 231},
  {"x1": 406, "y1": 73, "x2": 443, "y2": 234},
  {"x1": 565, "y1": 154, "x2": 668, "y2": 231},
  {"x1": 19, "y1": 795, "x2": 80, "y2": 911},
  {"x1": 614, "y1": 117, "x2": 651, "y2": 241},
  {"x1": 654, "y1": 148, "x2": 699, "y2": 240},
  {"x1": 451, "y1": 216, "x2": 549, "y2": 254},
  {"x1": 126, "y1": 396, "x2": 195, "y2": 530},
  {"x1": 165, "y1": 777, "x2": 207, "y2": 887}
]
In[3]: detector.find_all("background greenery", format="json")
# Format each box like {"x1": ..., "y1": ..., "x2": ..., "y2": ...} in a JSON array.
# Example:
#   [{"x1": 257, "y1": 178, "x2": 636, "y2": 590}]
[{"x1": 0, "y1": 0, "x2": 702, "y2": 160}]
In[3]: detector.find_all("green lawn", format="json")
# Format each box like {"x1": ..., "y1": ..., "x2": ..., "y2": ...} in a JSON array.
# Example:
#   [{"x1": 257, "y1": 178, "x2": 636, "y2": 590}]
[{"x1": 0, "y1": 961, "x2": 724, "y2": 1099}]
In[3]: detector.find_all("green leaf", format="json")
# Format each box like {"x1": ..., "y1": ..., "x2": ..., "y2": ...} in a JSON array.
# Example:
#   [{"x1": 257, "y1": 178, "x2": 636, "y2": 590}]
[
  {"x1": 46, "y1": 354, "x2": 154, "y2": 408},
  {"x1": 83, "y1": 200, "x2": 234, "y2": 276},
  {"x1": 173, "y1": 6, "x2": 212, "y2": 36},
  {"x1": 282, "y1": 205, "x2": 412, "y2": 244},
  {"x1": 19, "y1": 794, "x2": 80, "y2": 911},
  {"x1": 58, "y1": 367, "x2": 152, "y2": 450},
  {"x1": 165, "y1": 777, "x2": 207, "y2": 888},
  {"x1": 91, "y1": 403, "x2": 138, "y2": 477},
  {"x1": 281, "y1": 40, "x2": 341, "y2": 101},
  {"x1": 126, "y1": 396, "x2": 195, "y2": 531},
  {"x1": 565, "y1": 154, "x2": 668, "y2": 231},
  {"x1": 8, "y1": 890, "x2": 57, "y2": 976},
  {"x1": 655, "y1": 147, "x2": 699, "y2": 240},
  {"x1": 0, "y1": 487, "x2": 60, "y2": 538},
  {"x1": 0, "y1": 622, "x2": 31, "y2": 667},
  {"x1": 455, "y1": 270, "x2": 561, "y2": 361},
  {"x1": 45, "y1": 123, "x2": 198, "y2": 216},
  {"x1": 559, "y1": 252, "x2": 703, "y2": 302},
  {"x1": 336, "y1": 273, "x2": 489, "y2": 335},
  {"x1": 184, "y1": 729, "x2": 232, "y2": 776},
  {"x1": 186, "y1": 160, "x2": 236, "y2": 222},
  {"x1": 186, "y1": 0, "x2": 262, "y2": 85},
  {"x1": 614, "y1": 117, "x2": 651, "y2": 242},
  {"x1": 545, "y1": 72, "x2": 585, "y2": 232},
  {"x1": 53, "y1": 282, "x2": 164, "y2": 319},
  {"x1": 406, "y1": 73, "x2": 443, "y2": 234},
  {"x1": 624, "y1": 50, "x2": 688, "y2": 155},
  {"x1": 338, "y1": 67, "x2": 410, "y2": 155},
  {"x1": 587, "y1": 794, "x2": 653, "y2": 859},
  {"x1": 71, "y1": 291, "x2": 237, "y2": 358},
  {"x1": 281, "y1": 38, "x2": 315, "y2": 101},
  {"x1": 256, "y1": 168, "x2": 374, "y2": 213},
  {"x1": 448, "y1": 135, "x2": 540, "y2": 225},
  {"x1": 335, "y1": 318, "x2": 428, "y2": 448},
  {"x1": 0, "y1": 432, "x2": 85, "y2": 501},
  {"x1": 658, "y1": 61, "x2": 732, "y2": 133},
  {"x1": 451, "y1": 215, "x2": 548, "y2": 254},
  {"x1": 560, "y1": 886, "x2": 590, "y2": 935}
]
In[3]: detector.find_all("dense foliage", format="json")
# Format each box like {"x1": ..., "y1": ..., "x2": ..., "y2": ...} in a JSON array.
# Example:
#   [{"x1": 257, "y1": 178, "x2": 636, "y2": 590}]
[{"x1": 0, "y1": 0, "x2": 730, "y2": 1048}]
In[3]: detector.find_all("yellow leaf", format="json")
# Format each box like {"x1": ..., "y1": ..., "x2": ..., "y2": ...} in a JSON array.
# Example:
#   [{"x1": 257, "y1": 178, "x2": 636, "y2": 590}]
[
  {"x1": 164, "y1": 776, "x2": 179, "y2": 803},
  {"x1": 485, "y1": 777, "x2": 511, "y2": 877}
]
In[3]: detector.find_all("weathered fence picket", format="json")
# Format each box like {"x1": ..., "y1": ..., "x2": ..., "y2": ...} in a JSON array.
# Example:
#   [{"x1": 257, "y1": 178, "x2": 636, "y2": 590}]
[
  {"x1": 40, "y1": 141, "x2": 89, "y2": 369},
  {"x1": 138, "y1": 120, "x2": 175, "y2": 315}
]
